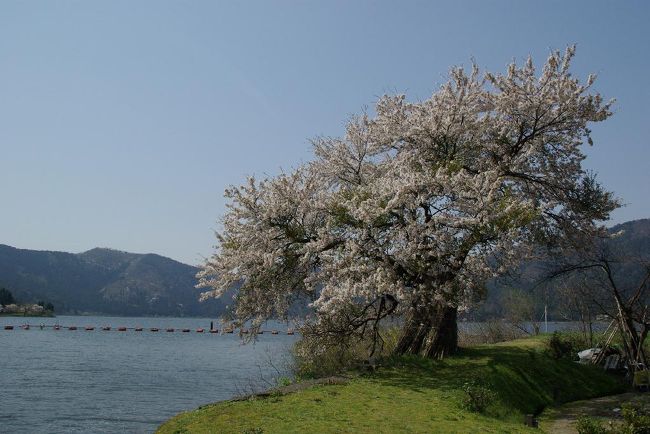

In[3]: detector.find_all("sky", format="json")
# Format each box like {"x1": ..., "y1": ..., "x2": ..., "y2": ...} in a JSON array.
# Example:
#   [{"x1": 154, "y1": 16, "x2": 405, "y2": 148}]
[{"x1": 1, "y1": 1, "x2": 648, "y2": 265}]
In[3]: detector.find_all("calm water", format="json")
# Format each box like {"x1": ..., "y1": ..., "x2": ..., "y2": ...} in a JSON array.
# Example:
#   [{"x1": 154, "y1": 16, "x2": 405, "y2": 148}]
[{"x1": 0, "y1": 316, "x2": 297, "y2": 434}]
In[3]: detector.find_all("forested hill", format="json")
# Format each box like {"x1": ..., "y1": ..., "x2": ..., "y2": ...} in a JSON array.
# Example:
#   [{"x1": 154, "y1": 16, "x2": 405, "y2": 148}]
[
  {"x1": 0, "y1": 245, "x2": 228, "y2": 316},
  {"x1": 475, "y1": 218, "x2": 650, "y2": 320},
  {"x1": 608, "y1": 218, "x2": 650, "y2": 253}
]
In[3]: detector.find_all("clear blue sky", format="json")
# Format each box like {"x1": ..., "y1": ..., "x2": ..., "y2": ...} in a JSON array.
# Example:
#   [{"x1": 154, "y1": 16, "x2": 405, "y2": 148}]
[{"x1": 1, "y1": 1, "x2": 648, "y2": 265}]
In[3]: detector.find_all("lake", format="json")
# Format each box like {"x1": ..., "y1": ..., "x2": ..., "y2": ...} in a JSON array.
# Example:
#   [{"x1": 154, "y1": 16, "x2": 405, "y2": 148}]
[{"x1": 0, "y1": 316, "x2": 297, "y2": 434}]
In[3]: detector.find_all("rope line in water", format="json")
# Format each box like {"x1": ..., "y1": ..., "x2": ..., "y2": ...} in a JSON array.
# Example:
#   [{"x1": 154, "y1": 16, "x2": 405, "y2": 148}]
[{"x1": 2, "y1": 324, "x2": 295, "y2": 335}]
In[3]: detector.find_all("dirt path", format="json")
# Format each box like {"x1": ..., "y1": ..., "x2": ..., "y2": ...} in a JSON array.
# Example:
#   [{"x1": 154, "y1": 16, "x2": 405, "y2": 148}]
[{"x1": 540, "y1": 392, "x2": 650, "y2": 433}]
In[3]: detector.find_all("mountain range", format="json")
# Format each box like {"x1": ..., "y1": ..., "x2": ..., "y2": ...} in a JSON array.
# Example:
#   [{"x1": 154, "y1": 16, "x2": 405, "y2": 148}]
[
  {"x1": 0, "y1": 245, "x2": 229, "y2": 316},
  {"x1": 1, "y1": 218, "x2": 649, "y2": 318}
]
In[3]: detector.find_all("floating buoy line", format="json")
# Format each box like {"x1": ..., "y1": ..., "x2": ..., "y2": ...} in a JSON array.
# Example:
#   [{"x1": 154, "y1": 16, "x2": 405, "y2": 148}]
[{"x1": 2, "y1": 323, "x2": 296, "y2": 335}]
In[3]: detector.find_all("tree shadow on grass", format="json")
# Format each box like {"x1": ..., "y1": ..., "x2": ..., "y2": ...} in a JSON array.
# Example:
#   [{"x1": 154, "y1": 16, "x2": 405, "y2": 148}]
[{"x1": 368, "y1": 341, "x2": 624, "y2": 415}]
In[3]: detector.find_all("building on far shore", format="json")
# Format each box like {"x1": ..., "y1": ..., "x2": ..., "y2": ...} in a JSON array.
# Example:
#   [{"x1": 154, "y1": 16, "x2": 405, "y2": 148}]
[{"x1": 1, "y1": 303, "x2": 45, "y2": 315}]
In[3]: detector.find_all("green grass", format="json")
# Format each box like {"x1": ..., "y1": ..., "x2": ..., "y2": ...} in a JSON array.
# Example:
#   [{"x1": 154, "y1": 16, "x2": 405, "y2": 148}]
[{"x1": 157, "y1": 336, "x2": 625, "y2": 434}]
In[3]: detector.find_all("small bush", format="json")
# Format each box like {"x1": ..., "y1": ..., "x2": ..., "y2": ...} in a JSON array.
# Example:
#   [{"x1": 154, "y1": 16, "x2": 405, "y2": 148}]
[
  {"x1": 547, "y1": 331, "x2": 594, "y2": 360},
  {"x1": 292, "y1": 334, "x2": 365, "y2": 378},
  {"x1": 292, "y1": 325, "x2": 400, "y2": 378},
  {"x1": 276, "y1": 376, "x2": 292, "y2": 387},
  {"x1": 461, "y1": 379, "x2": 495, "y2": 413},
  {"x1": 548, "y1": 332, "x2": 575, "y2": 359},
  {"x1": 575, "y1": 416, "x2": 610, "y2": 434},
  {"x1": 575, "y1": 403, "x2": 649, "y2": 434},
  {"x1": 621, "y1": 402, "x2": 650, "y2": 434}
]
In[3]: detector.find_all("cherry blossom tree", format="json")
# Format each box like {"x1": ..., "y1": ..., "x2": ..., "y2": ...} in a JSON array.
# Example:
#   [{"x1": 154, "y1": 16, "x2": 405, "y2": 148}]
[{"x1": 198, "y1": 47, "x2": 618, "y2": 359}]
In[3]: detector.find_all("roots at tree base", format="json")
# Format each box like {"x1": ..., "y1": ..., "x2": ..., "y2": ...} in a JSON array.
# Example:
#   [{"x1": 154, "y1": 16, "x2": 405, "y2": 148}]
[{"x1": 394, "y1": 304, "x2": 458, "y2": 359}]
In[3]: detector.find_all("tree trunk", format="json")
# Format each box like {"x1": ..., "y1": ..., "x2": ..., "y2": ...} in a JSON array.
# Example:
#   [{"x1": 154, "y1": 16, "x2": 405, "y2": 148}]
[
  {"x1": 424, "y1": 304, "x2": 458, "y2": 359},
  {"x1": 394, "y1": 302, "x2": 458, "y2": 359}
]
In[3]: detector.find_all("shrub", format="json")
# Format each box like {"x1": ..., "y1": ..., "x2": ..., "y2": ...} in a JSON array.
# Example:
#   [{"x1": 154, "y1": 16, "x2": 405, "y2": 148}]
[
  {"x1": 548, "y1": 332, "x2": 575, "y2": 359},
  {"x1": 461, "y1": 379, "x2": 495, "y2": 413},
  {"x1": 292, "y1": 325, "x2": 401, "y2": 378},
  {"x1": 575, "y1": 416, "x2": 609, "y2": 434},
  {"x1": 547, "y1": 331, "x2": 593, "y2": 360},
  {"x1": 276, "y1": 377, "x2": 292, "y2": 387},
  {"x1": 575, "y1": 403, "x2": 649, "y2": 434},
  {"x1": 621, "y1": 402, "x2": 650, "y2": 434},
  {"x1": 292, "y1": 334, "x2": 365, "y2": 378}
]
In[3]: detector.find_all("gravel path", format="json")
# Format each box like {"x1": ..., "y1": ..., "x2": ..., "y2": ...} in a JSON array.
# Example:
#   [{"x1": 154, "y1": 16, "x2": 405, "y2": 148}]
[{"x1": 541, "y1": 392, "x2": 650, "y2": 433}]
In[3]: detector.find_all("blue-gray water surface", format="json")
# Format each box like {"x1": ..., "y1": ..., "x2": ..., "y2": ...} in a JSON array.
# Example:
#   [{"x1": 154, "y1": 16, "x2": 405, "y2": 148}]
[{"x1": 0, "y1": 316, "x2": 297, "y2": 434}]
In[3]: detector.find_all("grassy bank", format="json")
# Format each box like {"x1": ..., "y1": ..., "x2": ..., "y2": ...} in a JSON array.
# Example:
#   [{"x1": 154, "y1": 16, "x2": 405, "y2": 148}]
[{"x1": 157, "y1": 337, "x2": 625, "y2": 434}]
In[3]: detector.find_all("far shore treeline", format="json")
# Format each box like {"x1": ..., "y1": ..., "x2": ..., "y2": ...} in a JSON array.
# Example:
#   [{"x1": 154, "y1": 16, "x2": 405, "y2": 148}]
[{"x1": 0, "y1": 287, "x2": 54, "y2": 317}]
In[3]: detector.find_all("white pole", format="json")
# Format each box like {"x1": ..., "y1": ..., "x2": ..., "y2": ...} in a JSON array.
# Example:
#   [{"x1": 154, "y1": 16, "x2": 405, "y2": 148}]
[{"x1": 544, "y1": 304, "x2": 548, "y2": 333}]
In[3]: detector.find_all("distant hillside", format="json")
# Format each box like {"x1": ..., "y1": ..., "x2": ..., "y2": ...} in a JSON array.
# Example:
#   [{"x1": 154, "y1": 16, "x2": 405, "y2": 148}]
[
  {"x1": 0, "y1": 245, "x2": 229, "y2": 316},
  {"x1": 608, "y1": 218, "x2": 650, "y2": 255},
  {"x1": 472, "y1": 218, "x2": 650, "y2": 320},
  {"x1": 2, "y1": 219, "x2": 648, "y2": 319}
]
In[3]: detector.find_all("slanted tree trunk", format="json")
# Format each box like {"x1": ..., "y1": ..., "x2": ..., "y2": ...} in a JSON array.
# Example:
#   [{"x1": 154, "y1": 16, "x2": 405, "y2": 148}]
[
  {"x1": 618, "y1": 313, "x2": 647, "y2": 369},
  {"x1": 394, "y1": 301, "x2": 458, "y2": 359},
  {"x1": 393, "y1": 307, "x2": 433, "y2": 355},
  {"x1": 424, "y1": 304, "x2": 458, "y2": 359},
  {"x1": 611, "y1": 285, "x2": 647, "y2": 369}
]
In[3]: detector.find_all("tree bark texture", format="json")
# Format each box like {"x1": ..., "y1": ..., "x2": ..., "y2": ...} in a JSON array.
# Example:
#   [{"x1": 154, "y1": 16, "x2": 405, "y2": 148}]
[{"x1": 394, "y1": 302, "x2": 458, "y2": 359}]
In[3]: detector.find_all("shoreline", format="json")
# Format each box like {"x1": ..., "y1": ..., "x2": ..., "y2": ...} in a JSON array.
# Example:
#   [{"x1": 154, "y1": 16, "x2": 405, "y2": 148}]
[
  {"x1": 156, "y1": 336, "x2": 627, "y2": 433},
  {"x1": 0, "y1": 312, "x2": 55, "y2": 318}
]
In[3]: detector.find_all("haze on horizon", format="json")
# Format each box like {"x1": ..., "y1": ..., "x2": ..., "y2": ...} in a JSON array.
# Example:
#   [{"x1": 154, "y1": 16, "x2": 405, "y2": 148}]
[{"x1": 1, "y1": 1, "x2": 648, "y2": 266}]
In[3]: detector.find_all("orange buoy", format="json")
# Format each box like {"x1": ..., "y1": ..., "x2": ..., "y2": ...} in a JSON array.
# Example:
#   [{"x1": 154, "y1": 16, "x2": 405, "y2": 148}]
[
  {"x1": 196, "y1": 328, "x2": 205, "y2": 333},
  {"x1": 4, "y1": 325, "x2": 14, "y2": 330},
  {"x1": 85, "y1": 326, "x2": 95, "y2": 331},
  {"x1": 150, "y1": 327, "x2": 159, "y2": 332},
  {"x1": 68, "y1": 326, "x2": 77, "y2": 331},
  {"x1": 271, "y1": 330, "x2": 279, "y2": 335},
  {"x1": 135, "y1": 327, "x2": 143, "y2": 332},
  {"x1": 166, "y1": 328, "x2": 174, "y2": 332},
  {"x1": 118, "y1": 327, "x2": 127, "y2": 332},
  {"x1": 102, "y1": 326, "x2": 111, "y2": 331}
]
